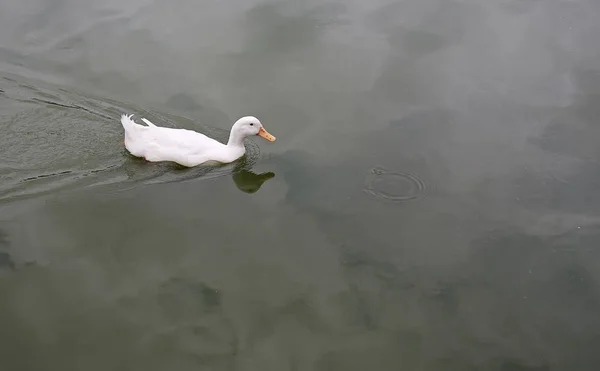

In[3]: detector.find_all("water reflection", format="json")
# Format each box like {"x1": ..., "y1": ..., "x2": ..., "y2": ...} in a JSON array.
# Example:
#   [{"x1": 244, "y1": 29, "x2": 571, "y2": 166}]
[
  {"x1": 2, "y1": 0, "x2": 600, "y2": 368},
  {"x1": 0, "y1": 252, "x2": 14, "y2": 271},
  {"x1": 231, "y1": 169, "x2": 274, "y2": 194},
  {"x1": 0, "y1": 151, "x2": 275, "y2": 203},
  {"x1": 0, "y1": 229, "x2": 13, "y2": 273}
]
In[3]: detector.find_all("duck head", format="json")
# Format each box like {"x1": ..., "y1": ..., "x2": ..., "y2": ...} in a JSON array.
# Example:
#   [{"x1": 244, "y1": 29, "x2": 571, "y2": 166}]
[{"x1": 227, "y1": 116, "x2": 276, "y2": 147}]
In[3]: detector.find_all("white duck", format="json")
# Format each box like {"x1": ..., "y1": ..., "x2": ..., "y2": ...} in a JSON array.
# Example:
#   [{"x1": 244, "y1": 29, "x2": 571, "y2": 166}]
[{"x1": 120, "y1": 114, "x2": 276, "y2": 167}]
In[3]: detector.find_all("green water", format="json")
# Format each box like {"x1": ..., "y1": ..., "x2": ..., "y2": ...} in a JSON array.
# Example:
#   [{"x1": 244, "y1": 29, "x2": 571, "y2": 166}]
[{"x1": 1, "y1": 1, "x2": 600, "y2": 370}]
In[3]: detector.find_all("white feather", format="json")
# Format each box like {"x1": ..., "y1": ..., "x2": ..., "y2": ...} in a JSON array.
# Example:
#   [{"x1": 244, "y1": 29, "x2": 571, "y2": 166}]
[{"x1": 119, "y1": 114, "x2": 275, "y2": 167}]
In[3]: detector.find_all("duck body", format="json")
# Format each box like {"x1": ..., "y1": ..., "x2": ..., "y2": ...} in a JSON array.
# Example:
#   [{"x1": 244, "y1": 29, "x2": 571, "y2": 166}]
[{"x1": 120, "y1": 114, "x2": 275, "y2": 167}]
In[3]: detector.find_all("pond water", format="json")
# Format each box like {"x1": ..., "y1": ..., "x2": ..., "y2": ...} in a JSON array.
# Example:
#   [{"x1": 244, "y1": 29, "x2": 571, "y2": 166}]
[{"x1": 1, "y1": 0, "x2": 600, "y2": 370}]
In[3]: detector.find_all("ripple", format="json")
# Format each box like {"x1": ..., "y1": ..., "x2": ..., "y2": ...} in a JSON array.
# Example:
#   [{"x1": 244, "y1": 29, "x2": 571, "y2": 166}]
[
  {"x1": 0, "y1": 72, "x2": 264, "y2": 204},
  {"x1": 364, "y1": 167, "x2": 428, "y2": 202}
]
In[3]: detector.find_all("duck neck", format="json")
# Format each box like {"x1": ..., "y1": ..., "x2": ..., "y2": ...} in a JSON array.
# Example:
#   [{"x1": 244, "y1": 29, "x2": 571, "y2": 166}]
[{"x1": 227, "y1": 130, "x2": 246, "y2": 148}]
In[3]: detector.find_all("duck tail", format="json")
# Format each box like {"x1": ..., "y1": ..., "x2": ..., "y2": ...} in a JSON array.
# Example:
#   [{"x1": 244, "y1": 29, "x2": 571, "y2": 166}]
[
  {"x1": 140, "y1": 118, "x2": 157, "y2": 127},
  {"x1": 120, "y1": 114, "x2": 139, "y2": 133}
]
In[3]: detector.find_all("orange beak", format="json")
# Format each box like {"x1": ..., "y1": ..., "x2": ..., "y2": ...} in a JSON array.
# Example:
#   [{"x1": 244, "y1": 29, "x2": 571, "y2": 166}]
[{"x1": 257, "y1": 126, "x2": 276, "y2": 142}]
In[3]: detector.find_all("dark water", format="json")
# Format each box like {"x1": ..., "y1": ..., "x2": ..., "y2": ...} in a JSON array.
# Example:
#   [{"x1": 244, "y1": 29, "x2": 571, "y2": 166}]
[{"x1": 1, "y1": 0, "x2": 600, "y2": 370}]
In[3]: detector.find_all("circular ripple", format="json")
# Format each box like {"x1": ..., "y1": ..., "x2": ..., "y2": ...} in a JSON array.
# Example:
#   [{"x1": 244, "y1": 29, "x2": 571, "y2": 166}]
[{"x1": 364, "y1": 167, "x2": 428, "y2": 202}]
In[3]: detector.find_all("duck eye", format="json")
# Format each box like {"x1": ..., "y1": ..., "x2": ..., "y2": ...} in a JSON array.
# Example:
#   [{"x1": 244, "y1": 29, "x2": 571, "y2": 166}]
[{"x1": 249, "y1": 123, "x2": 254, "y2": 126}]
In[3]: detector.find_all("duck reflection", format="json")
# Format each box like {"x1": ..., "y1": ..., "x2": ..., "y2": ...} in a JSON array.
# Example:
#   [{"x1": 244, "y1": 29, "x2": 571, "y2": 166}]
[
  {"x1": 232, "y1": 169, "x2": 275, "y2": 193},
  {"x1": 64, "y1": 152, "x2": 277, "y2": 196}
]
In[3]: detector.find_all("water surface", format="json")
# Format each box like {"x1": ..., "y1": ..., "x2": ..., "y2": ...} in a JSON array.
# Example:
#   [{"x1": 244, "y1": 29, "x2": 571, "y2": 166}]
[{"x1": 1, "y1": 0, "x2": 600, "y2": 370}]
